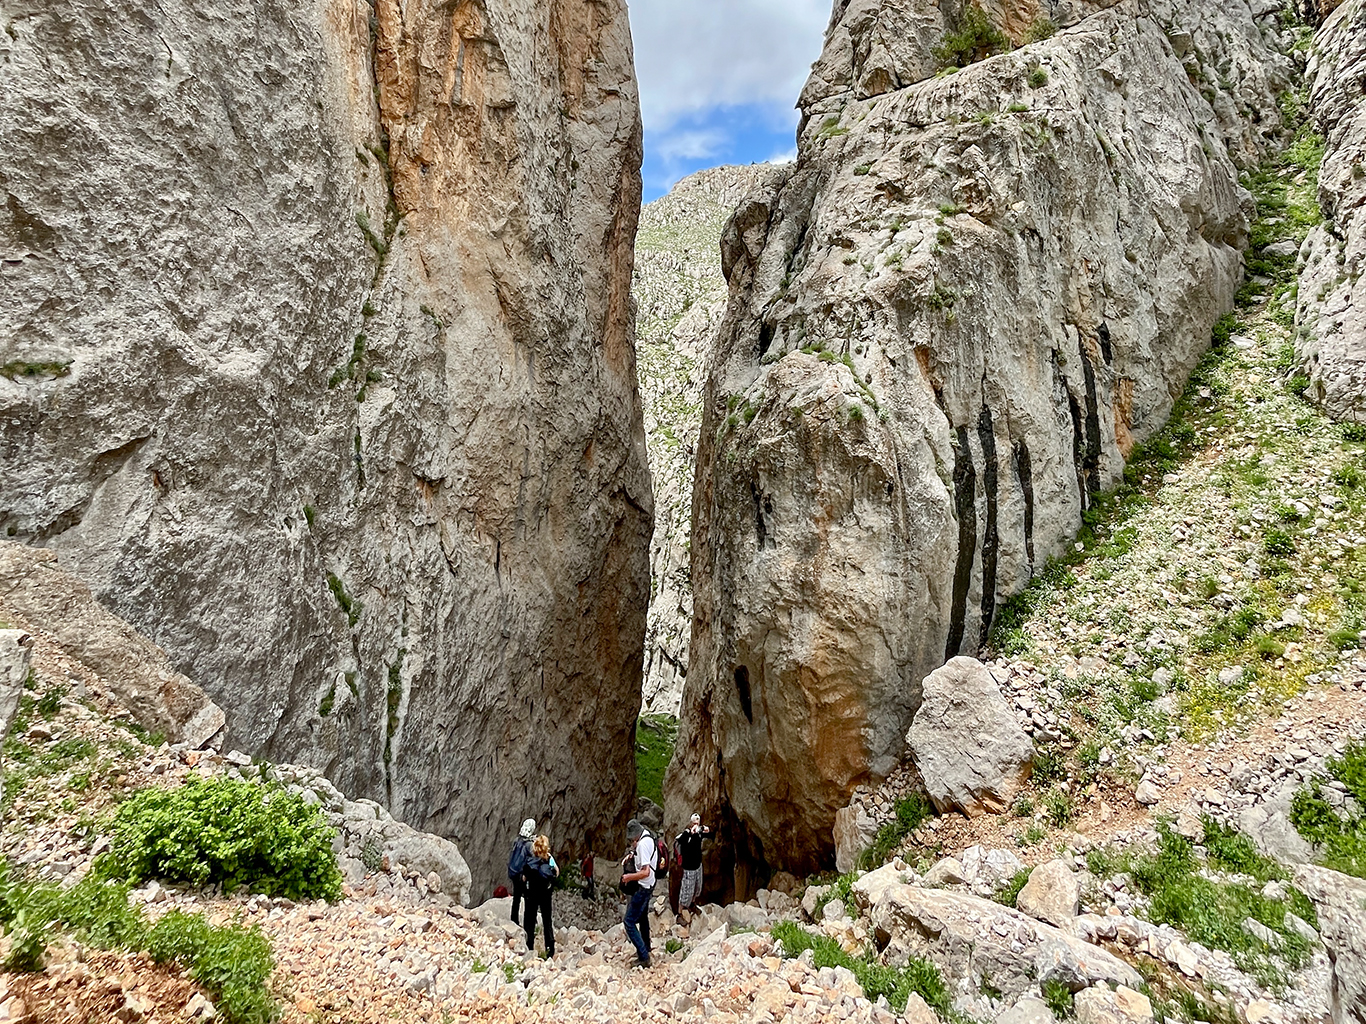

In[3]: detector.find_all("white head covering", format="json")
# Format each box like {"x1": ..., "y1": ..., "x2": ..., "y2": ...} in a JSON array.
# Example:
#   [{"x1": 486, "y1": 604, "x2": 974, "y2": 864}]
[
  {"x1": 520, "y1": 818, "x2": 536, "y2": 839},
  {"x1": 690, "y1": 813, "x2": 700, "y2": 824}
]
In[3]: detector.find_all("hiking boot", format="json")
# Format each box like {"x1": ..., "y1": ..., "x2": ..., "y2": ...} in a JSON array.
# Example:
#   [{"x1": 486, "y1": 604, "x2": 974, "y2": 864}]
[{"x1": 634, "y1": 957, "x2": 651, "y2": 969}]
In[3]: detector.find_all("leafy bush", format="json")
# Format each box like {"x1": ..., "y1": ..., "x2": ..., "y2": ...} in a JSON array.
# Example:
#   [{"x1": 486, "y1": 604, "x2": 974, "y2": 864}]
[
  {"x1": 100, "y1": 778, "x2": 342, "y2": 902},
  {"x1": 1042, "y1": 979, "x2": 1075, "y2": 1018},
  {"x1": 1263, "y1": 528, "x2": 1296, "y2": 556},
  {"x1": 772, "y1": 920, "x2": 949, "y2": 1015},
  {"x1": 148, "y1": 911, "x2": 277, "y2": 1024},
  {"x1": 933, "y1": 7, "x2": 1010, "y2": 67}
]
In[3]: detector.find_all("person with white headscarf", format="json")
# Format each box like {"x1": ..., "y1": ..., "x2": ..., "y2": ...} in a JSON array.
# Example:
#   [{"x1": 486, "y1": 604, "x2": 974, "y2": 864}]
[
  {"x1": 507, "y1": 817, "x2": 536, "y2": 924},
  {"x1": 675, "y1": 813, "x2": 712, "y2": 912}
]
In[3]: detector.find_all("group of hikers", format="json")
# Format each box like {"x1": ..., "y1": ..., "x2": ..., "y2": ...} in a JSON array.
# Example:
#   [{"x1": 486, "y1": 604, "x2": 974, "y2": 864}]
[{"x1": 505, "y1": 812, "x2": 712, "y2": 968}]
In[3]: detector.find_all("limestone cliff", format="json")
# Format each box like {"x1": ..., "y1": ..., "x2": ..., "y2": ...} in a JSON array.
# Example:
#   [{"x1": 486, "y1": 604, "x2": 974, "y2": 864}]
[
  {"x1": 634, "y1": 165, "x2": 772, "y2": 716},
  {"x1": 1296, "y1": 0, "x2": 1365, "y2": 423},
  {"x1": 667, "y1": 0, "x2": 1296, "y2": 885},
  {"x1": 0, "y1": 0, "x2": 651, "y2": 891}
]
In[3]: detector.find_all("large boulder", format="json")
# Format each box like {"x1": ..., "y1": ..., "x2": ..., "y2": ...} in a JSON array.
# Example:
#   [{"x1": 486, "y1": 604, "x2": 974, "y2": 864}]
[
  {"x1": 0, "y1": 630, "x2": 31, "y2": 743},
  {"x1": 909, "y1": 658, "x2": 1033, "y2": 816},
  {"x1": 1016, "y1": 859, "x2": 1081, "y2": 929},
  {"x1": 1295, "y1": 0, "x2": 1366, "y2": 423},
  {"x1": 1295, "y1": 865, "x2": 1366, "y2": 1024},
  {"x1": 0, "y1": 544, "x2": 223, "y2": 747},
  {"x1": 667, "y1": 0, "x2": 1295, "y2": 881},
  {"x1": 865, "y1": 880, "x2": 1143, "y2": 1000},
  {"x1": 834, "y1": 803, "x2": 879, "y2": 873},
  {"x1": 0, "y1": 0, "x2": 651, "y2": 891}
]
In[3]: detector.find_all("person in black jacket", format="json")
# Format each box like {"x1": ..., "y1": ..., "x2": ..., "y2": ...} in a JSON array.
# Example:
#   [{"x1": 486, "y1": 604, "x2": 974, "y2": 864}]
[
  {"x1": 523, "y1": 833, "x2": 559, "y2": 957},
  {"x1": 507, "y1": 818, "x2": 535, "y2": 925},
  {"x1": 675, "y1": 813, "x2": 712, "y2": 912}
]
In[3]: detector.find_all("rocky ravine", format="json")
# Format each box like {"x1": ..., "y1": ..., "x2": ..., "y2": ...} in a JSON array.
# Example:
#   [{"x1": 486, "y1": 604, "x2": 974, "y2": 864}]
[
  {"x1": 1295, "y1": 0, "x2": 1365, "y2": 423},
  {"x1": 634, "y1": 165, "x2": 772, "y2": 716},
  {"x1": 668, "y1": 0, "x2": 1301, "y2": 884},
  {"x1": 0, "y1": 0, "x2": 651, "y2": 888}
]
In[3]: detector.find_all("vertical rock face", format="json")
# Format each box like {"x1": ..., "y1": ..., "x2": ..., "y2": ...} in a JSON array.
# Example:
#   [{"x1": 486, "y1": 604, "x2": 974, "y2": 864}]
[
  {"x1": 0, "y1": 0, "x2": 651, "y2": 892},
  {"x1": 634, "y1": 165, "x2": 773, "y2": 716},
  {"x1": 667, "y1": 0, "x2": 1294, "y2": 883},
  {"x1": 1296, "y1": 0, "x2": 1366, "y2": 423}
]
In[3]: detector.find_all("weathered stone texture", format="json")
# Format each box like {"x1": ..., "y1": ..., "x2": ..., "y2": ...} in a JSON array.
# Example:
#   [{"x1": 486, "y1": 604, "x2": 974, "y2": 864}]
[
  {"x1": 0, "y1": 0, "x2": 651, "y2": 892},
  {"x1": 908, "y1": 656, "x2": 1033, "y2": 817},
  {"x1": 634, "y1": 166, "x2": 771, "y2": 717},
  {"x1": 667, "y1": 0, "x2": 1294, "y2": 881},
  {"x1": 0, "y1": 543, "x2": 224, "y2": 747},
  {"x1": 1296, "y1": 0, "x2": 1366, "y2": 422}
]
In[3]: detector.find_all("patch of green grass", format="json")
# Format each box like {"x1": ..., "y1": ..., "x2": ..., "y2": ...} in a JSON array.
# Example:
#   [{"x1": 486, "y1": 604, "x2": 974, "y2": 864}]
[
  {"x1": 635, "y1": 715, "x2": 677, "y2": 807},
  {"x1": 1028, "y1": 67, "x2": 1049, "y2": 89},
  {"x1": 1089, "y1": 821, "x2": 1312, "y2": 989},
  {"x1": 665, "y1": 938, "x2": 683, "y2": 954},
  {"x1": 1042, "y1": 788, "x2": 1074, "y2": 828},
  {"x1": 1291, "y1": 739, "x2": 1366, "y2": 879},
  {"x1": 772, "y1": 921, "x2": 950, "y2": 1016},
  {"x1": 858, "y1": 794, "x2": 934, "y2": 870},
  {"x1": 0, "y1": 866, "x2": 276, "y2": 1024},
  {"x1": 1042, "y1": 979, "x2": 1075, "y2": 1018}
]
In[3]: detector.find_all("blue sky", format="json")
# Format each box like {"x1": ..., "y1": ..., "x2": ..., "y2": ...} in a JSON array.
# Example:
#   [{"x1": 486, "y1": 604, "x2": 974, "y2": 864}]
[{"x1": 630, "y1": 0, "x2": 831, "y2": 201}]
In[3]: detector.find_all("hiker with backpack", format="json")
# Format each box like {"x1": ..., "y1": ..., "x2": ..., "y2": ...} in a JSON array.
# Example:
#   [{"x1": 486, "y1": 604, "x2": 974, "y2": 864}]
[
  {"x1": 507, "y1": 818, "x2": 536, "y2": 925},
  {"x1": 675, "y1": 813, "x2": 712, "y2": 912},
  {"x1": 523, "y1": 834, "x2": 559, "y2": 957},
  {"x1": 620, "y1": 818, "x2": 657, "y2": 968}
]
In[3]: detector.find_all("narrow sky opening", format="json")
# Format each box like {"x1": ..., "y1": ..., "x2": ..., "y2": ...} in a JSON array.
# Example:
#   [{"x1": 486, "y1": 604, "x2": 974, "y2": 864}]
[{"x1": 628, "y1": 0, "x2": 830, "y2": 201}]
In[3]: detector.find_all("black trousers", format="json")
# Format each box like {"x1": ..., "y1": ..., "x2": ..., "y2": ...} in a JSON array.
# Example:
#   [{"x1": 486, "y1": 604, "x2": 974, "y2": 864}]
[
  {"x1": 511, "y1": 876, "x2": 527, "y2": 925},
  {"x1": 524, "y1": 889, "x2": 554, "y2": 955}
]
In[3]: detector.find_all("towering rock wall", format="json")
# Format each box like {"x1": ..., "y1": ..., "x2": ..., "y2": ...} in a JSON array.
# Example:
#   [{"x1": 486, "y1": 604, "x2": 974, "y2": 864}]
[
  {"x1": 1296, "y1": 0, "x2": 1365, "y2": 423},
  {"x1": 635, "y1": 165, "x2": 772, "y2": 716},
  {"x1": 0, "y1": 0, "x2": 652, "y2": 891},
  {"x1": 667, "y1": 0, "x2": 1295, "y2": 886}
]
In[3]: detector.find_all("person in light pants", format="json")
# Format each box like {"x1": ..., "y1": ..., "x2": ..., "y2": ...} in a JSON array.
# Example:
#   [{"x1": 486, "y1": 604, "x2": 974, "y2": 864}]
[{"x1": 675, "y1": 813, "x2": 711, "y2": 911}]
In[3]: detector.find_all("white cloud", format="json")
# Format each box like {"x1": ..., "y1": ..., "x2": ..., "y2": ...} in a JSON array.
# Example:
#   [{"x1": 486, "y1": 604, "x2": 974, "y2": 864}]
[
  {"x1": 628, "y1": 0, "x2": 831, "y2": 131},
  {"x1": 655, "y1": 127, "x2": 729, "y2": 164}
]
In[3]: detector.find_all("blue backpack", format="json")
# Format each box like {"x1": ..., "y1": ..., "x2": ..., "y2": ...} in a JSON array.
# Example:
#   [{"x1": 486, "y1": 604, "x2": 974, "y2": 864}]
[{"x1": 507, "y1": 838, "x2": 530, "y2": 881}]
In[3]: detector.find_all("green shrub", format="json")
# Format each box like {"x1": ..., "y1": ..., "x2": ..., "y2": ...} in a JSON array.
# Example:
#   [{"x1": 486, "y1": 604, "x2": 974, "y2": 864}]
[
  {"x1": 933, "y1": 7, "x2": 1010, "y2": 67},
  {"x1": 1024, "y1": 17, "x2": 1058, "y2": 42},
  {"x1": 99, "y1": 778, "x2": 342, "y2": 902},
  {"x1": 1263, "y1": 528, "x2": 1296, "y2": 556},
  {"x1": 1028, "y1": 67, "x2": 1049, "y2": 88},
  {"x1": 150, "y1": 912, "x2": 277, "y2": 1024},
  {"x1": 993, "y1": 867, "x2": 1032, "y2": 907},
  {"x1": 1291, "y1": 740, "x2": 1366, "y2": 878},
  {"x1": 1343, "y1": 423, "x2": 1366, "y2": 443},
  {"x1": 1043, "y1": 788, "x2": 1074, "y2": 827},
  {"x1": 1042, "y1": 979, "x2": 1075, "y2": 1018},
  {"x1": 858, "y1": 794, "x2": 934, "y2": 870},
  {"x1": 0, "y1": 866, "x2": 276, "y2": 1024}
]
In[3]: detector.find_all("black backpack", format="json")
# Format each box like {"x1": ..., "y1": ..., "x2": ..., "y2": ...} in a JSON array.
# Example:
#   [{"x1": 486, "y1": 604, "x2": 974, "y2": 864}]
[{"x1": 621, "y1": 853, "x2": 640, "y2": 896}]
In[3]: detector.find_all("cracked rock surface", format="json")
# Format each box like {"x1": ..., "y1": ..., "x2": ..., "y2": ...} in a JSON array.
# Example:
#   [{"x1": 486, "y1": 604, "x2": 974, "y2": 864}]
[{"x1": 0, "y1": 0, "x2": 652, "y2": 892}]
